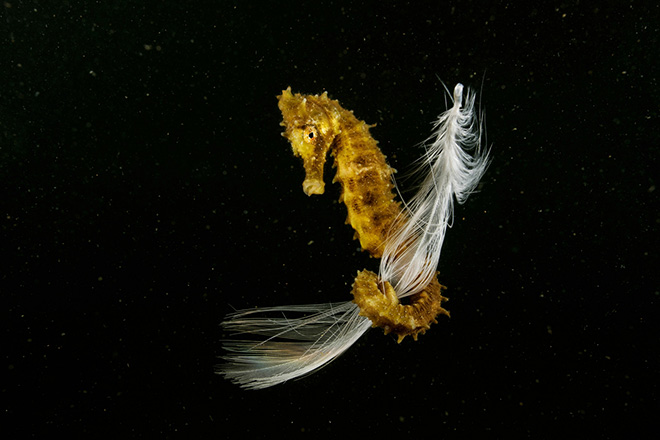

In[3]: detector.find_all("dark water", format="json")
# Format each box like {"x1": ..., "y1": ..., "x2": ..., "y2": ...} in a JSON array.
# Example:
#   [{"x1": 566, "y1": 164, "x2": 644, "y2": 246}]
[{"x1": 2, "y1": 1, "x2": 657, "y2": 437}]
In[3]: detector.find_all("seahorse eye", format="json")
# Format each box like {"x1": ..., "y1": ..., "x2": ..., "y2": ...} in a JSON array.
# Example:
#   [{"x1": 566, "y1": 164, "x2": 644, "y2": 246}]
[{"x1": 303, "y1": 125, "x2": 319, "y2": 142}]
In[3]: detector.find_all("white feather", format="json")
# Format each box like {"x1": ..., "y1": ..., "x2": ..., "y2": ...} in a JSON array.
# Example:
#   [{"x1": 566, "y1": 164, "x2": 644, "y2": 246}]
[
  {"x1": 218, "y1": 301, "x2": 370, "y2": 389},
  {"x1": 379, "y1": 83, "x2": 490, "y2": 298},
  {"x1": 219, "y1": 83, "x2": 489, "y2": 389}
]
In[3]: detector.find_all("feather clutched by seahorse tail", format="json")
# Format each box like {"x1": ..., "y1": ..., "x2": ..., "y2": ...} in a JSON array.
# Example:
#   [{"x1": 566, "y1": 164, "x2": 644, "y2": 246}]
[
  {"x1": 219, "y1": 84, "x2": 489, "y2": 389},
  {"x1": 379, "y1": 83, "x2": 490, "y2": 298}
]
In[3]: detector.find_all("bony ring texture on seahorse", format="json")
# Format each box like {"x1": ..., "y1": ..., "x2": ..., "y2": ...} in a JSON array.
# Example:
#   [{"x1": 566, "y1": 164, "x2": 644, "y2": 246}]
[{"x1": 219, "y1": 84, "x2": 490, "y2": 389}]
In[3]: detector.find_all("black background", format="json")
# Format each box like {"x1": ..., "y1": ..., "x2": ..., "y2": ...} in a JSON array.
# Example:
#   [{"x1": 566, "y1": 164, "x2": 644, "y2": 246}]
[{"x1": 2, "y1": 0, "x2": 658, "y2": 437}]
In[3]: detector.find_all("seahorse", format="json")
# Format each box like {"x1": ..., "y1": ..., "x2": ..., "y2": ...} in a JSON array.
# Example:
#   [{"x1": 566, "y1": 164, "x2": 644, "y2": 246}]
[
  {"x1": 219, "y1": 84, "x2": 489, "y2": 389},
  {"x1": 277, "y1": 87, "x2": 400, "y2": 258}
]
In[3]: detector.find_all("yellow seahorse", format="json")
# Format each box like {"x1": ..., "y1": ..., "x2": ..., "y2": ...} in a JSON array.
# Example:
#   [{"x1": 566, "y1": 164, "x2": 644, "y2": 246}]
[
  {"x1": 219, "y1": 84, "x2": 489, "y2": 389},
  {"x1": 277, "y1": 87, "x2": 449, "y2": 341}
]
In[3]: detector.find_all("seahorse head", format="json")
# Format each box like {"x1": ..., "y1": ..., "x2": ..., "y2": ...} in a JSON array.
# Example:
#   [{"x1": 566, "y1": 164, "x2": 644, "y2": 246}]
[{"x1": 278, "y1": 87, "x2": 342, "y2": 195}]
